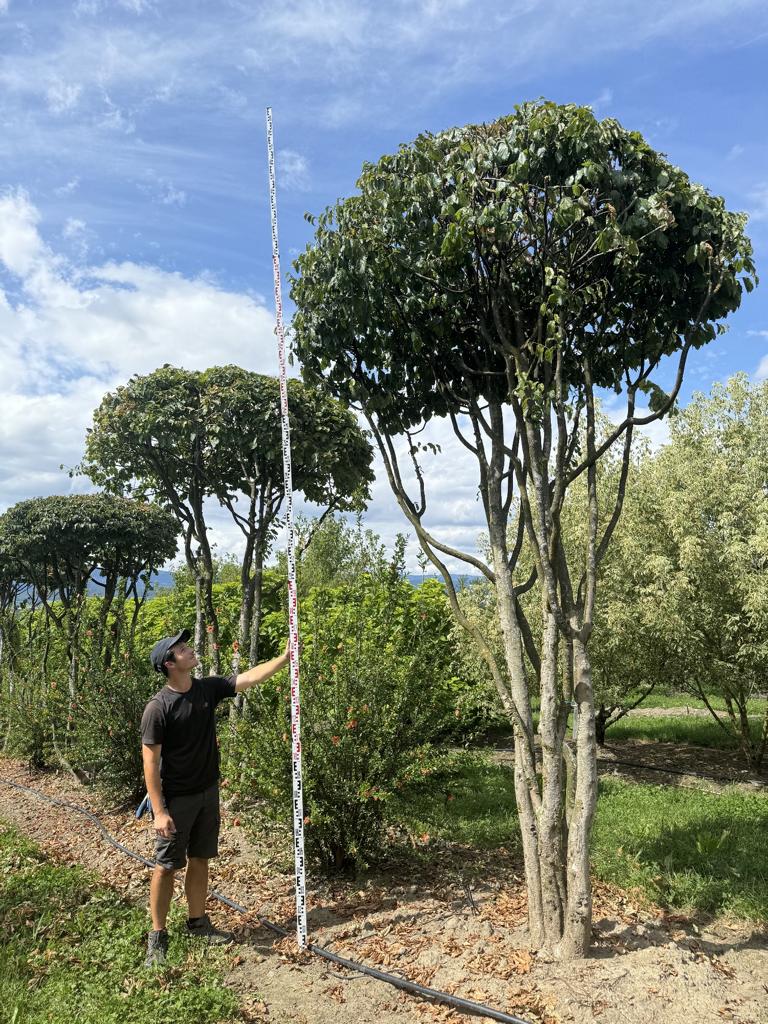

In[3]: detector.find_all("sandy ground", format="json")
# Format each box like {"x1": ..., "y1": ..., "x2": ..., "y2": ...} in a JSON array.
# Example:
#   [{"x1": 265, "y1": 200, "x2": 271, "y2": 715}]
[{"x1": 0, "y1": 755, "x2": 766, "y2": 1024}]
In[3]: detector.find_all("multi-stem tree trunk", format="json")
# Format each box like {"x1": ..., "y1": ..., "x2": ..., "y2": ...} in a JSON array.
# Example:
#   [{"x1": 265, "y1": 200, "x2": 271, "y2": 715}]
[{"x1": 557, "y1": 635, "x2": 598, "y2": 958}]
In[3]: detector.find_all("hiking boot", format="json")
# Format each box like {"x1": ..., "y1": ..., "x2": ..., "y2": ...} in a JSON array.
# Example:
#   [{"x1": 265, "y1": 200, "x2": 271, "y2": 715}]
[
  {"x1": 145, "y1": 929, "x2": 169, "y2": 968},
  {"x1": 185, "y1": 914, "x2": 234, "y2": 945}
]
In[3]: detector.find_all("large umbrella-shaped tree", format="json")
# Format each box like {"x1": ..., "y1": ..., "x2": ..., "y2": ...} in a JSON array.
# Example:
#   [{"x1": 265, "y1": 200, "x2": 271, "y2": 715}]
[{"x1": 290, "y1": 100, "x2": 755, "y2": 957}]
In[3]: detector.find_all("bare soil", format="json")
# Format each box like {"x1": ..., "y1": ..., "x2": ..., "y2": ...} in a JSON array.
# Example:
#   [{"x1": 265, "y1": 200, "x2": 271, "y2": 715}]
[{"x1": 0, "y1": 755, "x2": 766, "y2": 1024}]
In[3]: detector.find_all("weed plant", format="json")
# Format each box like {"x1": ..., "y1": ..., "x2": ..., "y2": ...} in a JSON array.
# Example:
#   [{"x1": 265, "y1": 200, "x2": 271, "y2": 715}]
[{"x1": 0, "y1": 822, "x2": 239, "y2": 1024}]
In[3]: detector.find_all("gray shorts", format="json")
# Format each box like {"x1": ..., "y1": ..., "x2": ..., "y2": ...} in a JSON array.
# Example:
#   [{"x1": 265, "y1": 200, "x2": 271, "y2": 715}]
[{"x1": 154, "y1": 782, "x2": 221, "y2": 870}]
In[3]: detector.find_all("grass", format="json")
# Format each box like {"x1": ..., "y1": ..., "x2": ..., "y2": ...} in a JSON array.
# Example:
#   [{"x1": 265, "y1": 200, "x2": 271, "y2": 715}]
[
  {"x1": 484, "y1": 692, "x2": 767, "y2": 748},
  {"x1": 605, "y1": 713, "x2": 765, "y2": 750},
  {"x1": 0, "y1": 821, "x2": 240, "y2": 1024},
  {"x1": 392, "y1": 754, "x2": 768, "y2": 921},
  {"x1": 390, "y1": 752, "x2": 520, "y2": 851},
  {"x1": 593, "y1": 777, "x2": 768, "y2": 920},
  {"x1": 620, "y1": 691, "x2": 767, "y2": 716}
]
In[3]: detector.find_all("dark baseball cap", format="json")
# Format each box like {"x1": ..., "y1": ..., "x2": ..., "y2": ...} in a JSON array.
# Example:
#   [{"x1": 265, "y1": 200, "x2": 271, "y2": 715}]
[{"x1": 150, "y1": 629, "x2": 191, "y2": 673}]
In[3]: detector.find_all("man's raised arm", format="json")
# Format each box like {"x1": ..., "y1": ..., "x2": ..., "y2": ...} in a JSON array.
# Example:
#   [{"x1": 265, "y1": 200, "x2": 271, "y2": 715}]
[{"x1": 234, "y1": 646, "x2": 290, "y2": 694}]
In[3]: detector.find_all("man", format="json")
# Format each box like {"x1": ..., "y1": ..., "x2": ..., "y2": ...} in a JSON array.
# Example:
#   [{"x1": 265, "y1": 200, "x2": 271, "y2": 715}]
[{"x1": 141, "y1": 628, "x2": 289, "y2": 967}]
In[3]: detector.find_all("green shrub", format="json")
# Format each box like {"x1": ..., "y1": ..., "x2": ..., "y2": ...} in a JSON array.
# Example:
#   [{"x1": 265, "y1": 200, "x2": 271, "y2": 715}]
[
  {"x1": 2, "y1": 678, "x2": 62, "y2": 771},
  {"x1": 69, "y1": 656, "x2": 159, "y2": 803},
  {"x1": 223, "y1": 574, "x2": 459, "y2": 870}
]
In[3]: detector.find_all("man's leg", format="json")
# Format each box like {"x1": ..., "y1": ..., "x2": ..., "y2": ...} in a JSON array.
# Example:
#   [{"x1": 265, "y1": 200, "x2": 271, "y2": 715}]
[
  {"x1": 184, "y1": 857, "x2": 209, "y2": 919},
  {"x1": 184, "y1": 785, "x2": 233, "y2": 944},
  {"x1": 149, "y1": 865, "x2": 176, "y2": 931}
]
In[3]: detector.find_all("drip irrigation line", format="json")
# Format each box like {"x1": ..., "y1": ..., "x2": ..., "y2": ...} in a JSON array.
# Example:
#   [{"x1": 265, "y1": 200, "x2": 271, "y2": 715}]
[
  {"x1": 492, "y1": 748, "x2": 765, "y2": 787},
  {"x1": 0, "y1": 776, "x2": 532, "y2": 1024},
  {"x1": 601, "y1": 756, "x2": 765, "y2": 786}
]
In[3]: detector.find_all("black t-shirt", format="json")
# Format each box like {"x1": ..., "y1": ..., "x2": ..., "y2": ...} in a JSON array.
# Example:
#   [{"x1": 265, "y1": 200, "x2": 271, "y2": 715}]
[{"x1": 140, "y1": 675, "x2": 237, "y2": 798}]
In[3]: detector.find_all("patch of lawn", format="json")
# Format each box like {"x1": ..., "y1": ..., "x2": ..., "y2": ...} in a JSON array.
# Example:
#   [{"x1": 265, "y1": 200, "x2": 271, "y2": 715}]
[
  {"x1": 392, "y1": 753, "x2": 768, "y2": 922},
  {"x1": 622, "y1": 691, "x2": 766, "y2": 716},
  {"x1": 0, "y1": 821, "x2": 239, "y2": 1024},
  {"x1": 390, "y1": 752, "x2": 520, "y2": 850},
  {"x1": 592, "y1": 778, "x2": 768, "y2": 920},
  {"x1": 605, "y1": 713, "x2": 764, "y2": 750}
]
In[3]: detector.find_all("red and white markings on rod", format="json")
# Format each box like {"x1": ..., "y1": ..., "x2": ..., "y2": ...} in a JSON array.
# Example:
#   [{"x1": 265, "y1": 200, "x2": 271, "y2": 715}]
[{"x1": 266, "y1": 106, "x2": 308, "y2": 950}]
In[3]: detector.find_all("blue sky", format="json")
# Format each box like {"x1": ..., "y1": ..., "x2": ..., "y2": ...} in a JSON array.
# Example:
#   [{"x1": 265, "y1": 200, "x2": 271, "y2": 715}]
[{"x1": 1, "y1": 0, "x2": 767, "y2": 568}]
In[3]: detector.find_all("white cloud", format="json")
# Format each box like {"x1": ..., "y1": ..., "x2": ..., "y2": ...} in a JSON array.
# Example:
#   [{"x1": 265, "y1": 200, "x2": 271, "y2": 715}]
[
  {"x1": 603, "y1": 397, "x2": 672, "y2": 451},
  {"x1": 97, "y1": 94, "x2": 136, "y2": 134},
  {"x1": 75, "y1": 0, "x2": 154, "y2": 15},
  {"x1": 755, "y1": 354, "x2": 768, "y2": 381},
  {"x1": 62, "y1": 217, "x2": 86, "y2": 239},
  {"x1": 748, "y1": 183, "x2": 768, "y2": 221},
  {"x1": 261, "y1": 0, "x2": 368, "y2": 51},
  {"x1": 54, "y1": 177, "x2": 81, "y2": 197},
  {"x1": 138, "y1": 171, "x2": 187, "y2": 206},
  {"x1": 46, "y1": 80, "x2": 82, "y2": 114},
  {"x1": 727, "y1": 143, "x2": 745, "y2": 160},
  {"x1": 589, "y1": 87, "x2": 613, "y2": 112},
  {"x1": 0, "y1": 192, "x2": 279, "y2": 511},
  {"x1": 0, "y1": 0, "x2": 9, "y2": 13},
  {"x1": 278, "y1": 149, "x2": 310, "y2": 192},
  {"x1": 118, "y1": 0, "x2": 154, "y2": 12}
]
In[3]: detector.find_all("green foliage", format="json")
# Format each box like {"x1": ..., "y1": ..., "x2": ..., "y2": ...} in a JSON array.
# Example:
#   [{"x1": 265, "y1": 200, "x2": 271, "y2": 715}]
[
  {"x1": 0, "y1": 494, "x2": 178, "y2": 601},
  {"x1": 607, "y1": 375, "x2": 768, "y2": 768},
  {"x1": 293, "y1": 513, "x2": 390, "y2": 597},
  {"x1": 0, "y1": 822, "x2": 239, "y2": 1024},
  {"x1": 81, "y1": 364, "x2": 374, "y2": 672},
  {"x1": 592, "y1": 778, "x2": 768, "y2": 920},
  {"x1": 390, "y1": 751, "x2": 521, "y2": 851},
  {"x1": 135, "y1": 574, "x2": 284, "y2": 669},
  {"x1": 223, "y1": 574, "x2": 463, "y2": 870},
  {"x1": 393, "y1": 755, "x2": 768, "y2": 920},
  {"x1": 68, "y1": 656, "x2": 162, "y2": 802},
  {"x1": 292, "y1": 100, "x2": 754, "y2": 431},
  {"x1": 3, "y1": 687, "x2": 58, "y2": 770},
  {"x1": 451, "y1": 580, "x2": 512, "y2": 738}
]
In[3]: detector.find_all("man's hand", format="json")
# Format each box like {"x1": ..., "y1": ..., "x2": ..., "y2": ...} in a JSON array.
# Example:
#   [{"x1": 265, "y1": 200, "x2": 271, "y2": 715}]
[
  {"x1": 154, "y1": 811, "x2": 176, "y2": 839},
  {"x1": 235, "y1": 643, "x2": 295, "y2": 693}
]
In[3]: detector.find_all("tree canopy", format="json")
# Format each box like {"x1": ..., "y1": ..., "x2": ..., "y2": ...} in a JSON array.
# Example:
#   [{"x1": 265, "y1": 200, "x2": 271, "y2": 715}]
[
  {"x1": 293, "y1": 100, "x2": 754, "y2": 433},
  {"x1": 0, "y1": 493, "x2": 178, "y2": 693},
  {"x1": 0, "y1": 493, "x2": 178, "y2": 602},
  {"x1": 81, "y1": 364, "x2": 374, "y2": 672}
]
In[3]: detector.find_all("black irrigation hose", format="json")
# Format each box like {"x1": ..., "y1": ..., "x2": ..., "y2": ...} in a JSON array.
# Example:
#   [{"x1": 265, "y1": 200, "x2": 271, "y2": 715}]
[
  {"x1": 600, "y1": 756, "x2": 765, "y2": 786},
  {"x1": 0, "y1": 777, "x2": 532, "y2": 1024},
  {"x1": 493, "y1": 748, "x2": 765, "y2": 787}
]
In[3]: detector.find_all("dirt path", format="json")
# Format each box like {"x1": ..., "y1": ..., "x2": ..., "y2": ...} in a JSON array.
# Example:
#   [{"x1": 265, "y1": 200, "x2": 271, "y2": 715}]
[{"x1": 0, "y1": 757, "x2": 766, "y2": 1024}]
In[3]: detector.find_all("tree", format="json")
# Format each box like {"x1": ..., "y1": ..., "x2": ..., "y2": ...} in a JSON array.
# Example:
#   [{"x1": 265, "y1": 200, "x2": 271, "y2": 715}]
[
  {"x1": 0, "y1": 494, "x2": 178, "y2": 695},
  {"x1": 627, "y1": 376, "x2": 768, "y2": 769},
  {"x1": 81, "y1": 365, "x2": 374, "y2": 675},
  {"x1": 0, "y1": 559, "x2": 24, "y2": 753},
  {"x1": 290, "y1": 100, "x2": 754, "y2": 957}
]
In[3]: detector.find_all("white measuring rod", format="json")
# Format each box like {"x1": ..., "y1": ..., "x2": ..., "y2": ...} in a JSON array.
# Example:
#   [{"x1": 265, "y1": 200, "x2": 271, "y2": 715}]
[{"x1": 266, "y1": 105, "x2": 308, "y2": 949}]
